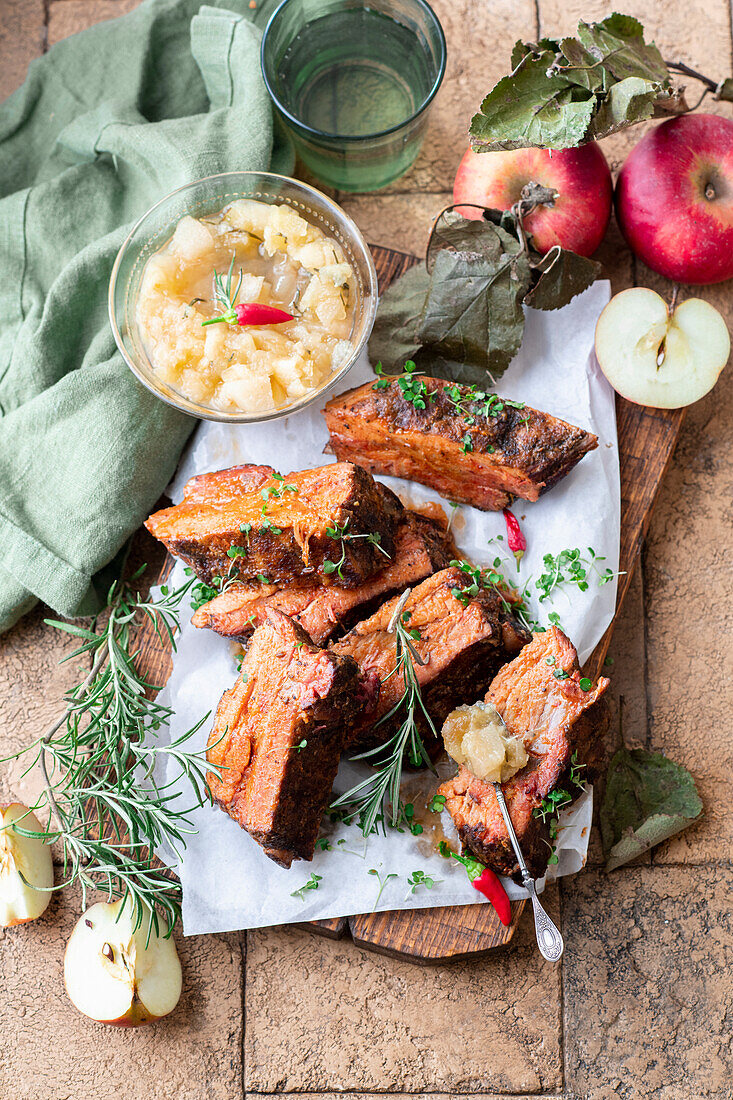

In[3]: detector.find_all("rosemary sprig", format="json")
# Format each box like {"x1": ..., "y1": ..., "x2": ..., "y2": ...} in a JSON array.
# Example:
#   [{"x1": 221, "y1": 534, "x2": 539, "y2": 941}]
[
  {"x1": 3, "y1": 566, "x2": 215, "y2": 936},
  {"x1": 201, "y1": 254, "x2": 242, "y2": 327},
  {"x1": 330, "y1": 590, "x2": 436, "y2": 837}
]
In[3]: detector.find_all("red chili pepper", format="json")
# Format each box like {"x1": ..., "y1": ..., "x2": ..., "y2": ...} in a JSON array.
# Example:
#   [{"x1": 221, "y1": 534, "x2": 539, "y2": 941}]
[
  {"x1": 201, "y1": 302, "x2": 294, "y2": 328},
  {"x1": 502, "y1": 508, "x2": 526, "y2": 570},
  {"x1": 472, "y1": 867, "x2": 512, "y2": 926},
  {"x1": 449, "y1": 852, "x2": 512, "y2": 927},
  {"x1": 234, "y1": 303, "x2": 293, "y2": 326}
]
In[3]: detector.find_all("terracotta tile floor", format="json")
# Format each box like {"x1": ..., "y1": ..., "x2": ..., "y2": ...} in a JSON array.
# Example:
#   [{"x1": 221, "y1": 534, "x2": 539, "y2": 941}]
[{"x1": 0, "y1": 1, "x2": 731, "y2": 1096}]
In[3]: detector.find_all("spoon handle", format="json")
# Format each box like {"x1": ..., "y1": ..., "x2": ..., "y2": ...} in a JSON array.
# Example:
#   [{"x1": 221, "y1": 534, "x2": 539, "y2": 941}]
[
  {"x1": 527, "y1": 881, "x2": 564, "y2": 962},
  {"x1": 492, "y1": 782, "x2": 564, "y2": 962}
]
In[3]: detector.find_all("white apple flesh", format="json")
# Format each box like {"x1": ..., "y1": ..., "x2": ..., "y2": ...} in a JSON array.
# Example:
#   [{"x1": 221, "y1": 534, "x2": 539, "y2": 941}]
[
  {"x1": 64, "y1": 897, "x2": 182, "y2": 1026},
  {"x1": 595, "y1": 288, "x2": 730, "y2": 409},
  {"x1": 0, "y1": 803, "x2": 54, "y2": 926}
]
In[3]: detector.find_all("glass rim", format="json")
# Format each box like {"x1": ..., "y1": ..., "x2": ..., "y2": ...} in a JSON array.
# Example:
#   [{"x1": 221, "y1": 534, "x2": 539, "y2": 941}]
[
  {"x1": 108, "y1": 170, "x2": 379, "y2": 425},
  {"x1": 260, "y1": 0, "x2": 447, "y2": 143}
]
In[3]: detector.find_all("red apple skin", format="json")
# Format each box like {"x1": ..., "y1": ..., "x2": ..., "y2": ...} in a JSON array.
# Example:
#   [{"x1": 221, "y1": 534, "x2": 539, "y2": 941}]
[
  {"x1": 615, "y1": 114, "x2": 733, "y2": 285},
  {"x1": 453, "y1": 144, "x2": 613, "y2": 256}
]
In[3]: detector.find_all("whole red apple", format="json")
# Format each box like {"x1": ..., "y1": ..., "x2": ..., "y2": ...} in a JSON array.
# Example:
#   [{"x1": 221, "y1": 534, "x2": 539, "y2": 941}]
[
  {"x1": 615, "y1": 114, "x2": 733, "y2": 285},
  {"x1": 453, "y1": 143, "x2": 612, "y2": 256}
]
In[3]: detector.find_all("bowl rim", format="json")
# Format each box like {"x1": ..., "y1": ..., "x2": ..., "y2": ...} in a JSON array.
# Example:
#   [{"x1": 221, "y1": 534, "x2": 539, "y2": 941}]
[
  {"x1": 260, "y1": 0, "x2": 447, "y2": 142},
  {"x1": 108, "y1": 170, "x2": 379, "y2": 424}
]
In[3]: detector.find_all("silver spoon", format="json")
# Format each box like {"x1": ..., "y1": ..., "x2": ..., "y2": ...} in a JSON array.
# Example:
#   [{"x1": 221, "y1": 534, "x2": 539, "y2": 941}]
[{"x1": 492, "y1": 781, "x2": 564, "y2": 961}]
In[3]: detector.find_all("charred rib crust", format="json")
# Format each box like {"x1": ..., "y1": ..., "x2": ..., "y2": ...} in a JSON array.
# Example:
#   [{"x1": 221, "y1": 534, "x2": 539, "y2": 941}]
[
  {"x1": 191, "y1": 509, "x2": 457, "y2": 644},
  {"x1": 331, "y1": 567, "x2": 530, "y2": 754},
  {"x1": 324, "y1": 376, "x2": 598, "y2": 511},
  {"x1": 206, "y1": 611, "x2": 362, "y2": 867},
  {"x1": 438, "y1": 628, "x2": 609, "y2": 879},
  {"x1": 146, "y1": 462, "x2": 403, "y2": 587}
]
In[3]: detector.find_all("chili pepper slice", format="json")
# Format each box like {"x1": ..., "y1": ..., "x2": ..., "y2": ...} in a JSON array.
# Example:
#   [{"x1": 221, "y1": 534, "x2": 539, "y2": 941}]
[
  {"x1": 449, "y1": 852, "x2": 512, "y2": 926},
  {"x1": 502, "y1": 508, "x2": 527, "y2": 570}
]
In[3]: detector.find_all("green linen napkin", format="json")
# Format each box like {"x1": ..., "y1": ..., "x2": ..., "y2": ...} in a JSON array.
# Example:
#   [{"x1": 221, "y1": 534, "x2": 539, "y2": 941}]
[{"x1": 0, "y1": 0, "x2": 293, "y2": 633}]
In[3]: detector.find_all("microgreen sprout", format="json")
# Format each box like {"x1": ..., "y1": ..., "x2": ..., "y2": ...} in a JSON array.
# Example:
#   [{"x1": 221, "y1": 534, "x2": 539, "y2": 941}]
[
  {"x1": 405, "y1": 869, "x2": 441, "y2": 897},
  {"x1": 368, "y1": 867, "x2": 398, "y2": 907},
  {"x1": 291, "y1": 873, "x2": 322, "y2": 900}
]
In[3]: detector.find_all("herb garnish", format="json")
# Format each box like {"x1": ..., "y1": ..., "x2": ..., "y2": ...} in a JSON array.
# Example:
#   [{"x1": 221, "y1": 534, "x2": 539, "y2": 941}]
[
  {"x1": 323, "y1": 518, "x2": 390, "y2": 579},
  {"x1": 536, "y1": 546, "x2": 619, "y2": 603},
  {"x1": 534, "y1": 751, "x2": 587, "y2": 864},
  {"x1": 201, "y1": 254, "x2": 243, "y2": 327},
  {"x1": 369, "y1": 867, "x2": 398, "y2": 906},
  {"x1": 4, "y1": 567, "x2": 216, "y2": 935},
  {"x1": 406, "y1": 869, "x2": 441, "y2": 896},
  {"x1": 373, "y1": 360, "x2": 435, "y2": 409},
  {"x1": 291, "y1": 873, "x2": 322, "y2": 900},
  {"x1": 330, "y1": 590, "x2": 436, "y2": 837}
]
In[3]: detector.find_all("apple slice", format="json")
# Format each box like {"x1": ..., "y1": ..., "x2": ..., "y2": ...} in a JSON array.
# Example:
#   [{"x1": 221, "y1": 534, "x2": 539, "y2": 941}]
[
  {"x1": 64, "y1": 897, "x2": 182, "y2": 1026},
  {"x1": 594, "y1": 288, "x2": 730, "y2": 408},
  {"x1": 0, "y1": 803, "x2": 54, "y2": 926}
]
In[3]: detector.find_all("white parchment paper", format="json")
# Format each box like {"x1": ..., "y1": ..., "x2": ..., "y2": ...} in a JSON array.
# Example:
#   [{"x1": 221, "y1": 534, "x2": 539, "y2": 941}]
[{"x1": 154, "y1": 280, "x2": 618, "y2": 935}]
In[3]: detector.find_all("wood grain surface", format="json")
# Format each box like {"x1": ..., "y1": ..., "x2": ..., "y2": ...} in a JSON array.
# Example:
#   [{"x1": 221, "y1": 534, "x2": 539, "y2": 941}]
[{"x1": 134, "y1": 244, "x2": 684, "y2": 963}]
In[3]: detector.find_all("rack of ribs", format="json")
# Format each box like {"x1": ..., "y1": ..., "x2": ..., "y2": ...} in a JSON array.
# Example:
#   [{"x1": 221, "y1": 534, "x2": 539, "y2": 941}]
[
  {"x1": 323, "y1": 376, "x2": 598, "y2": 511},
  {"x1": 145, "y1": 461, "x2": 403, "y2": 587},
  {"x1": 206, "y1": 610, "x2": 364, "y2": 867},
  {"x1": 191, "y1": 509, "x2": 456, "y2": 645},
  {"x1": 438, "y1": 627, "x2": 609, "y2": 878},
  {"x1": 330, "y1": 567, "x2": 531, "y2": 754}
]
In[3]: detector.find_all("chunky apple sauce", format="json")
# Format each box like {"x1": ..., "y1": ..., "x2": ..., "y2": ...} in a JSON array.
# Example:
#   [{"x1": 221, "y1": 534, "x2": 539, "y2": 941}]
[{"x1": 136, "y1": 200, "x2": 356, "y2": 414}]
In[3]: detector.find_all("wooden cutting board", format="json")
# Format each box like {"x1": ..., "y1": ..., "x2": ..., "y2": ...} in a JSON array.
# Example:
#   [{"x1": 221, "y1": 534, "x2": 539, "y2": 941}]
[{"x1": 136, "y1": 244, "x2": 684, "y2": 964}]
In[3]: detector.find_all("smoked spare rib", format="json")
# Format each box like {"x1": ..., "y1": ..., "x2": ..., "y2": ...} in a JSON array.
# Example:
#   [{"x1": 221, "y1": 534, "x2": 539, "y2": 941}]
[
  {"x1": 191, "y1": 508, "x2": 456, "y2": 645},
  {"x1": 206, "y1": 610, "x2": 363, "y2": 867},
  {"x1": 323, "y1": 376, "x2": 598, "y2": 511},
  {"x1": 330, "y1": 567, "x2": 530, "y2": 754},
  {"x1": 438, "y1": 627, "x2": 609, "y2": 878},
  {"x1": 145, "y1": 461, "x2": 403, "y2": 588}
]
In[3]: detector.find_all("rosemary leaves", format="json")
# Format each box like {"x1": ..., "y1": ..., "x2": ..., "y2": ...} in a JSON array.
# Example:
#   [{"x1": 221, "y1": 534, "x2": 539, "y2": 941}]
[
  {"x1": 3, "y1": 566, "x2": 215, "y2": 934},
  {"x1": 330, "y1": 590, "x2": 436, "y2": 837}
]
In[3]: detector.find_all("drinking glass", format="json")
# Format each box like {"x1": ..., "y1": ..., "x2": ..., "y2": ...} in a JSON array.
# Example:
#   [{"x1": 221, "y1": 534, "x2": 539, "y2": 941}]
[{"x1": 261, "y1": 0, "x2": 447, "y2": 192}]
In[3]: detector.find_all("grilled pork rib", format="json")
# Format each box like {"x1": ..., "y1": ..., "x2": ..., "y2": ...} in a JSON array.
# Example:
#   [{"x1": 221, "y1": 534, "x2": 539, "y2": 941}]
[
  {"x1": 145, "y1": 461, "x2": 402, "y2": 588},
  {"x1": 330, "y1": 567, "x2": 530, "y2": 753},
  {"x1": 206, "y1": 610, "x2": 362, "y2": 867},
  {"x1": 191, "y1": 509, "x2": 456, "y2": 645},
  {"x1": 439, "y1": 627, "x2": 609, "y2": 878},
  {"x1": 323, "y1": 376, "x2": 598, "y2": 511}
]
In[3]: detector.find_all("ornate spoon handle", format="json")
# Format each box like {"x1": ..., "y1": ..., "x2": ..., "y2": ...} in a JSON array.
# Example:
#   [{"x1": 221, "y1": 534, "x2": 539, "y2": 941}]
[{"x1": 492, "y1": 782, "x2": 564, "y2": 962}]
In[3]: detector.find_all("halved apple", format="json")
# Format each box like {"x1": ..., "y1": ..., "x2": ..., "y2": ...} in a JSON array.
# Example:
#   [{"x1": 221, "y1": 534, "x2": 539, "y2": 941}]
[
  {"x1": 595, "y1": 288, "x2": 729, "y2": 408},
  {"x1": 64, "y1": 897, "x2": 182, "y2": 1026},
  {"x1": 0, "y1": 803, "x2": 54, "y2": 926}
]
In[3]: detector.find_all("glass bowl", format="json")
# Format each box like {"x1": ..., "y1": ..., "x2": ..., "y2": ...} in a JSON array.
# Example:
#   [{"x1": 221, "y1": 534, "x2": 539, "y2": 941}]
[{"x1": 109, "y1": 171, "x2": 378, "y2": 423}]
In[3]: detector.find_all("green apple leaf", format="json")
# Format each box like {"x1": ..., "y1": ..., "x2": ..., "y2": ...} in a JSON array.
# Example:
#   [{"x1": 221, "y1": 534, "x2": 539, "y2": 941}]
[
  {"x1": 525, "y1": 246, "x2": 601, "y2": 311},
  {"x1": 576, "y1": 14, "x2": 669, "y2": 83},
  {"x1": 469, "y1": 14, "x2": 692, "y2": 150},
  {"x1": 418, "y1": 244, "x2": 531, "y2": 378},
  {"x1": 470, "y1": 50, "x2": 596, "y2": 151},
  {"x1": 600, "y1": 747, "x2": 703, "y2": 872},
  {"x1": 368, "y1": 208, "x2": 601, "y2": 385},
  {"x1": 367, "y1": 262, "x2": 429, "y2": 372}
]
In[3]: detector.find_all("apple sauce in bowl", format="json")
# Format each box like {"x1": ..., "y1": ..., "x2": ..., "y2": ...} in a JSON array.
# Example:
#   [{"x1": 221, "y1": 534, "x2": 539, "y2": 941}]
[{"x1": 109, "y1": 173, "x2": 377, "y2": 423}]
